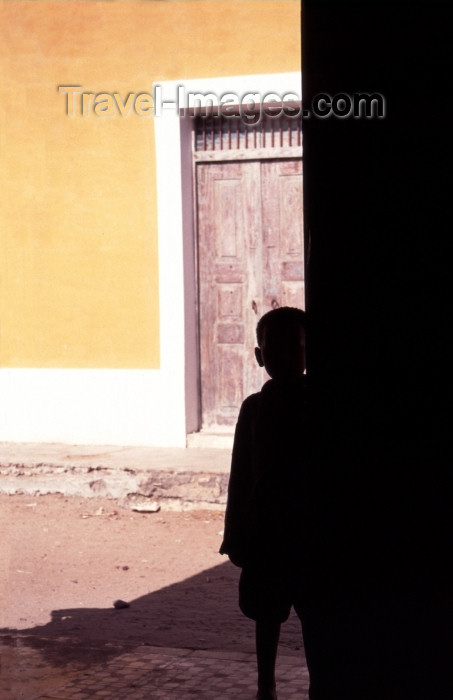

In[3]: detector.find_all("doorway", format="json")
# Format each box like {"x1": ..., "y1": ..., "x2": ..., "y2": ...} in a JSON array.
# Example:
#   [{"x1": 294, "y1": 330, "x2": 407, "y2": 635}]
[{"x1": 195, "y1": 114, "x2": 303, "y2": 430}]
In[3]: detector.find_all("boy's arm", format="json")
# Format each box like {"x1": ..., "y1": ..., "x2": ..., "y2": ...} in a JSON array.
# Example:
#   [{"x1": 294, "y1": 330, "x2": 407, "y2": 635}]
[{"x1": 219, "y1": 397, "x2": 255, "y2": 567}]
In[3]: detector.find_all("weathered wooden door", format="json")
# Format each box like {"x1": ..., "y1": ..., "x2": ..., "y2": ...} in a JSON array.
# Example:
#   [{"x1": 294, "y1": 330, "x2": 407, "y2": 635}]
[{"x1": 197, "y1": 157, "x2": 303, "y2": 429}]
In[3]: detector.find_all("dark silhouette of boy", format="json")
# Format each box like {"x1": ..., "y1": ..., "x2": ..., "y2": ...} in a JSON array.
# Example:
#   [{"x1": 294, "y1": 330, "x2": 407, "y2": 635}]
[{"x1": 220, "y1": 306, "x2": 309, "y2": 700}]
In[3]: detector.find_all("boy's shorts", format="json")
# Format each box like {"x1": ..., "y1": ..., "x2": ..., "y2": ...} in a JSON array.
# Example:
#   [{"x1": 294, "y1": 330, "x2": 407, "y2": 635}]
[{"x1": 239, "y1": 560, "x2": 305, "y2": 623}]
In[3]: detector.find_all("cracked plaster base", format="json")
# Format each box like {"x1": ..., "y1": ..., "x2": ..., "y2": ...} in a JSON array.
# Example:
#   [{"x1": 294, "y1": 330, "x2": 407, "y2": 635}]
[{"x1": 0, "y1": 464, "x2": 228, "y2": 511}]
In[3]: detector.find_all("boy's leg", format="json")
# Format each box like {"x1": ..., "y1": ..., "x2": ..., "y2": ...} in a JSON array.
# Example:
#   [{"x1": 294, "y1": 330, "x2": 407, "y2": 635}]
[{"x1": 256, "y1": 619, "x2": 280, "y2": 698}]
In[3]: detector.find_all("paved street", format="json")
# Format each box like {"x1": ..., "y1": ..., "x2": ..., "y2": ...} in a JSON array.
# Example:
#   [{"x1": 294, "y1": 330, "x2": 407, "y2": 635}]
[
  {"x1": 1, "y1": 639, "x2": 309, "y2": 699},
  {"x1": 1, "y1": 446, "x2": 310, "y2": 700}
]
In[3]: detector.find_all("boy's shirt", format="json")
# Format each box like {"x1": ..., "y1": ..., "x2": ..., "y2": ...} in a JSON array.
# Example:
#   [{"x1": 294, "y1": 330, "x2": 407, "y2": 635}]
[{"x1": 220, "y1": 376, "x2": 308, "y2": 568}]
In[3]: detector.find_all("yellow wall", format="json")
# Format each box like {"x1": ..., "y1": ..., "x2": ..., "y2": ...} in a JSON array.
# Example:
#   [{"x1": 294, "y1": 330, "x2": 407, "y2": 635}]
[{"x1": 0, "y1": 0, "x2": 301, "y2": 369}]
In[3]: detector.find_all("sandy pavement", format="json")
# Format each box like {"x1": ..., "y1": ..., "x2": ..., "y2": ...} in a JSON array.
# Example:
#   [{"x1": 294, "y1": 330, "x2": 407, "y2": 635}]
[{"x1": 0, "y1": 494, "x2": 303, "y2": 656}]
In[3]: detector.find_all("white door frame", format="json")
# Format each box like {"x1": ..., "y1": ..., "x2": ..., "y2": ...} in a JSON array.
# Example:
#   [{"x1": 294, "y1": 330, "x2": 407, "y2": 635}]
[{"x1": 153, "y1": 73, "x2": 302, "y2": 439}]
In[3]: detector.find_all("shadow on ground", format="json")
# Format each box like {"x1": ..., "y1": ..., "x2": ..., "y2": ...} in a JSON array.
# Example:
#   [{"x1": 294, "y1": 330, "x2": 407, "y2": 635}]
[{"x1": 1, "y1": 561, "x2": 303, "y2": 674}]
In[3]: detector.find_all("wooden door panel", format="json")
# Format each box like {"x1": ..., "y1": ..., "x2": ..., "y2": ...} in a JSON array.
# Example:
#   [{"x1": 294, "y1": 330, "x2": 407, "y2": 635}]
[
  {"x1": 197, "y1": 161, "x2": 263, "y2": 427},
  {"x1": 280, "y1": 177, "x2": 304, "y2": 256},
  {"x1": 281, "y1": 280, "x2": 305, "y2": 309},
  {"x1": 261, "y1": 161, "x2": 281, "y2": 311},
  {"x1": 214, "y1": 179, "x2": 243, "y2": 258},
  {"x1": 197, "y1": 158, "x2": 303, "y2": 429},
  {"x1": 218, "y1": 345, "x2": 244, "y2": 412},
  {"x1": 262, "y1": 159, "x2": 304, "y2": 310}
]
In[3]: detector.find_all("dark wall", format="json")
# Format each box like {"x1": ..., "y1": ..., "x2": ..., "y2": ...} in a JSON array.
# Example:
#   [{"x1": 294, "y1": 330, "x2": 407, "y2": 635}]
[
  {"x1": 303, "y1": 0, "x2": 451, "y2": 451},
  {"x1": 302, "y1": 3, "x2": 452, "y2": 697}
]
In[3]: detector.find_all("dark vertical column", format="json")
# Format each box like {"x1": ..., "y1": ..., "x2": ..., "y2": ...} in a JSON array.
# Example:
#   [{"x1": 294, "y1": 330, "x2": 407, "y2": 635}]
[{"x1": 302, "y1": 2, "x2": 452, "y2": 698}]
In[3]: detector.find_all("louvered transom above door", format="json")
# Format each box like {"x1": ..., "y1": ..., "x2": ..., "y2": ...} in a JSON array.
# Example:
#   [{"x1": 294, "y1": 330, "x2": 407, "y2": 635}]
[{"x1": 197, "y1": 157, "x2": 304, "y2": 429}]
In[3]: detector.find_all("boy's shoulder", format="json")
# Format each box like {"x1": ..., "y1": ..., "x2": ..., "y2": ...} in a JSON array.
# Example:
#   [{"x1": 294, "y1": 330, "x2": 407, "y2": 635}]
[
  {"x1": 241, "y1": 380, "x2": 273, "y2": 408},
  {"x1": 239, "y1": 388, "x2": 264, "y2": 415},
  {"x1": 239, "y1": 376, "x2": 307, "y2": 418},
  {"x1": 237, "y1": 382, "x2": 272, "y2": 423}
]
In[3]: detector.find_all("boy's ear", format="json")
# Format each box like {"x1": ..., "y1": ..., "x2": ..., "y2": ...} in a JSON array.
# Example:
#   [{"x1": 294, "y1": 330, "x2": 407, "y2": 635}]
[{"x1": 255, "y1": 347, "x2": 264, "y2": 367}]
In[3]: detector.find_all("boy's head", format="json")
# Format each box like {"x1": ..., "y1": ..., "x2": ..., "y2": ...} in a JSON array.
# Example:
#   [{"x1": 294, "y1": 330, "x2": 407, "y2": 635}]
[{"x1": 255, "y1": 306, "x2": 307, "y2": 383}]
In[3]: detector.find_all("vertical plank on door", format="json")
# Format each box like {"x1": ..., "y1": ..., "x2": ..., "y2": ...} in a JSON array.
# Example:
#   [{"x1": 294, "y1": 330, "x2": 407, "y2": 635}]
[
  {"x1": 197, "y1": 161, "x2": 263, "y2": 428},
  {"x1": 261, "y1": 159, "x2": 305, "y2": 311}
]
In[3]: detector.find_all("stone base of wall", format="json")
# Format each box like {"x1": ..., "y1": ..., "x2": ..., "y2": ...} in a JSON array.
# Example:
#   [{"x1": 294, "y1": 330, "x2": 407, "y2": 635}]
[{"x1": 0, "y1": 443, "x2": 231, "y2": 511}]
